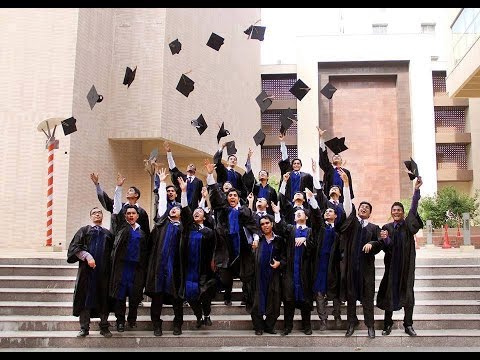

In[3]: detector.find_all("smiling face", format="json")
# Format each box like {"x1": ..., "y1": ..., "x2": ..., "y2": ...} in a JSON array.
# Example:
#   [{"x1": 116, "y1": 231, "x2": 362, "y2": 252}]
[
  {"x1": 193, "y1": 208, "x2": 205, "y2": 224},
  {"x1": 227, "y1": 190, "x2": 239, "y2": 208},
  {"x1": 358, "y1": 202, "x2": 372, "y2": 220},
  {"x1": 391, "y1": 205, "x2": 405, "y2": 222},
  {"x1": 292, "y1": 159, "x2": 302, "y2": 171},
  {"x1": 259, "y1": 217, "x2": 273, "y2": 236},
  {"x1": 166, "y1": 186, "x2": 177, "y2": 201},
  {"x1": 323, "y1": 208, "x2": 337, "y2": 223}
]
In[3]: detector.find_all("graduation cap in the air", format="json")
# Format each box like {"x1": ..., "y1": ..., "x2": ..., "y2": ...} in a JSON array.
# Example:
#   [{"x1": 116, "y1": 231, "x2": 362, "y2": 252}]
[
  {"x1": 217, "y1": 122, "x2": 230, "y2": 143},
  {"x1": 320, "y1": 82, "x2": 337, "y2": 100},
  {"x1": 206, "y1": 32, "x2": 224, "y2": 51},
  {"x1": 61, "y1": 117, "x2": 77, "y2": 136},
  {"x1": 86, "y1": 85, "x2": 103, "y2": 110},
  {"x1": 289, "y1": 79, "x2": 311, "y2": 101},
  {"x1": 225, "y1": 140, "x2": 237, "y2": 156},
  {"x1": 191, "y1": 114, "x2": 208, "y2": 135},
  {"x1": 404, "y1": 157, "x2": 419, "y2": 180},
  {"x1": 253, "y1": 128, "x2": 266, "y2": 146},
  {"x1": 279, "y1": 108, "x2": 297, "y2": 135},
  {"x1": 123, "y1": 66, "x2": 137, "y2": 88},
  {"x1": 324, "y1": 136, "x2": 348, "y2": 155},
  {"x1": 176, "y1": 74, "x2": 195, "y2": 97},
  {"x1": 255, "y1": 90, "x2": 273, "y2": 113},
  {"x1": 169, "y1": 39, "x2": 182, "y2": 55},
  {"x1": 244, "y1": 25, "x2": 266, "y2": 41},
  {"x1": 149, "y1": 148, "x2": 159, "y2": 161}
]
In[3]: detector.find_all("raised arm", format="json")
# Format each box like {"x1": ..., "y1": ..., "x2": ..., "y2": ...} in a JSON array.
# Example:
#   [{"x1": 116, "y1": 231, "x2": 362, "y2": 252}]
[
  {"x1": 339, "y1": 168, "x2": 352, "y2": 217},
  {"x1": 156, "y1": 168, "x2": 169, "y2": 219},
  {"x1": 113, "y1": 173, "x2": 126, "y2": 215}
]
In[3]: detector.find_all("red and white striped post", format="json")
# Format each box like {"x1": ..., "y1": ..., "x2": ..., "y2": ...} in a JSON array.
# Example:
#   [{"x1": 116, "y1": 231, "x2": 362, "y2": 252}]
[{"x1": 45, "y1": 139, "x2": 55, "y2": 247}]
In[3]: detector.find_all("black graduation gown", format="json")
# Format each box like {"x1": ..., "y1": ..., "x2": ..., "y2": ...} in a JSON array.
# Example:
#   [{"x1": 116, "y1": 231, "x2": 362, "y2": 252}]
[
  {"x1": 213, "y1": 149, "x2": 247, "y2": 200},
  {"x1": 96, "y1": 190, "x2": 150, "y2": 239},
  {"x1": 178, "y1": 207, "x2": 216, "y2": 301},
  {"x1": 208, "y1": 182, "x2": 260, "y2": 282},
  {"x1": 278, "y1": 192, "x2": 322, "y2": 228},
  {"x1": 249, "y1": 235, "x2": 286, "y2": 318},
  {"x1": 242, "y1": 170, "x2": 278, "y2": 215},
  {"x1": 109, "y1": 225, "x2": 149, "y2": 305},
  {"x1": 274, "y1": 220, "x2": 315, "y2": 309},
  {"x1": 67, "y1": 225, "x2": 114, "y2": 317},
  {"x1": 278, "y1": 158, "x2": 314, "y2": 202},
  {"x1": 319, "y1": 147, "x2": 354, "y2": 202},
  {"x1": 376, "y1": 209, "x2": 423, "y2": 311},
  {"x1": 170, "y1": 167, "x2": 204, "y2": 212},
  {"x1": 144, "y1": 211, "x2": 187, "y2": 303},
  {"x1": 341, "y1": 206, "x2": 382, "y2": 303}
]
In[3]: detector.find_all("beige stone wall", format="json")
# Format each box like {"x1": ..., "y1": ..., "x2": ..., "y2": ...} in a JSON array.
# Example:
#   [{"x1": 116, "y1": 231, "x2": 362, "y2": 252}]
[{"x1": 0, "y1": 9, "x2": 79, "y2": 249}]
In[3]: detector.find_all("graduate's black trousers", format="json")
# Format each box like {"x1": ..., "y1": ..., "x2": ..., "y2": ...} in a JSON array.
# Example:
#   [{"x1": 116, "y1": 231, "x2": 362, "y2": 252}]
[
  {"x1": 188, "y1": 292, "x2": 213, "y2": 320},
  {"x1": 218, "y1": 258, "x2": 251, "y2": 304},
  {"x1": 346, "y1": 277, "x2": 375, "y2": 327},
  {"x1": 79, "y1": 309, "x2": 109, "y2": 331},
  {"x1": 384, "y1": 306, "x2": 414, "y2": 328},
  {"x1": 114, "y1": 298, "x2": 139, "y2": 326},
  {"x1": 284, "y1": 301, "x2": 311, "y2": 331},
  {"x1": 150, "y1": 293, "x2": 184, "y2": 329}
]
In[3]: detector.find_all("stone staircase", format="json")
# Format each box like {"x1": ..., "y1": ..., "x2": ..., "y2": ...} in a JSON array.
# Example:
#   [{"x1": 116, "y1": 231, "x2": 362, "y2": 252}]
[{"x1": 0, "y1": 256, "x2": 480, "y2": 349}]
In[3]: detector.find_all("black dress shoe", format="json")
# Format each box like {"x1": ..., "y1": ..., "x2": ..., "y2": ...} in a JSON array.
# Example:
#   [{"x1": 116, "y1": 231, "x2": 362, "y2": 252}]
[
  {"x1": 100, "y1": 329, "x2": 113, "y2": 338},
  {"x1": 76, "y1": 329, "x2": 89, "y2": 337},
  {"x1": 204, "y1": 316, "x2": 212, "y2": 326},
  {"x1": 264, "y1": 328, "x2": 277, "y2": 334},
  {"x1": 196, "y1": 318, "x2": 203, "y2": 329},
  {"x1": 283, "y1": 328, "x2": 292, "y2": 335},
  {"x1": 153, "y1": 327, "x2": 162, "y2": 336},
  {"x1": 128, "y1": 321, "x2": 137, "y2": 329},
  {"x1": 404, "y1": 326, "x2": 417, "y2": 336},
  {"x1": 367, "y1": 327, "x2": 375, "y2": 338},
  {"x1": 116, "y1": 323, "x2": 125, "y2": 332},
  {"x1": 173, "y1": 326, "x2": 182, "y2": 336},
  {"x1": 224, "y1": 300, "x2": 232, "y2": 306},
  {"x1": 334, "y1": 316, "x2": 342, "y2": 328},
  {"x1": 304, "y1": 328, "x2": 313, "y2": 335},
  {"x1": 255, "y1": 329, "x2": 263, "y2": 335},
  {"x1": 345, "y1": 323, "x2": 355, "y2": 337},
  {"x1": 382, "y1": 324, "x2": 392, "y2": 336},
  {"x1": 319, "y1": 320, "x2": 327, "y2": 331}
]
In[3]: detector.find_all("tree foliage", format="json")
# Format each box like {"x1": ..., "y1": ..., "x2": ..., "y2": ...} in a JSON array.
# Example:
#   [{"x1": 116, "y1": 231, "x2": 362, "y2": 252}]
[{"x1": 418, "y1": 187, "x2": 480, "y2": 229}]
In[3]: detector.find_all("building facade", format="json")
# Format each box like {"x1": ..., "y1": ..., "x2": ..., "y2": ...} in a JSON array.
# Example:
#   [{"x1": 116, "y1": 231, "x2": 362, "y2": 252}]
[{"x1": 0, "y1": 8, "x2": 261, "y2": 250}]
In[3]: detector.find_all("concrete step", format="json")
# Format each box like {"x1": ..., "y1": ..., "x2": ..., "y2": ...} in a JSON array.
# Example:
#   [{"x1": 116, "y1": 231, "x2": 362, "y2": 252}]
[
  {"x1": 2, "y1": 329, "x2": 480, "y2": 348},
  {"x1": 1, "y1": 314, "x2": 480, "y2": 332},
  {"x1": 1, "y1": 300, "x2": 478, "y2": 316},
  {"x1": 0, "y1": 265, "x2": 77, "y2": 277},
  {"x1": 377, "y1": 265, "x2": 480, "y2": 276},
  {"x1": 0, "y1": 258, "x2": 68, "y2": 266},
  {"x1": 2, "y1": 275, "x2": 480, "y2": 289}
]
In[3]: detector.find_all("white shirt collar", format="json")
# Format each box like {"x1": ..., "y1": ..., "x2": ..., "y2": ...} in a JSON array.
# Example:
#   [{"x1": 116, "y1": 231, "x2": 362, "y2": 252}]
[
  {"x1": 358, "y1": 217, "x2": 368, "y2": 227},
  {"x1": 296, "y1": 224, "x2": 307, "y2": 230},
  {"x1": 131, "y1": 223, "x2": 140, "y2": 231}
]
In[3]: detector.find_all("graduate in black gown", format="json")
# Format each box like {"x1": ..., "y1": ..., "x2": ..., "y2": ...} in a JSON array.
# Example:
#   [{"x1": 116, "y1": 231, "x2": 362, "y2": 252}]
[
  {"x1": 249, "y1": 214, "x2": 286, "y2": 335},
  {"x1": 213, "y1": 142, "x2": 247, "y2": 200},
  {"x1": 67, "y1": 207, "x2": 114, "y2": 338},
  {"x1": 377, "y1": 176, "x2": 424, "y2": 337},
  {"x1": 145, "y1": 169, "x2": 188, "y2": 336},
  {"x1": 109, "y1": 204, "x2": 149, "y2": 332}
]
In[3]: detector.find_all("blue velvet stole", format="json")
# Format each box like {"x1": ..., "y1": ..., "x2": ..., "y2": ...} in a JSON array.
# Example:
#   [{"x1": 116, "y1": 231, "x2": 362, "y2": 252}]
[
  {"x1": 258, "y1": 185, "x2": 269, "y2": 201},
  {"x1": 118, "y1": 227, "x2": 141, "y2": 300},
  {"x1": 333, "y1": 167, "x2": 343, "y2": 188},
  {"x1": 185, "y1": 230, "x2": 203, "y2": 302},
  {"x1": 227, "y1": 169, "x2": 237, "y2": 188},
  {"x1": 228, "y1": 208, "x2": 241, "y2": 261},
  {"x1": 156, "y1": 222, "x2": 180, "y2": 295},
  {"x1": 290, "y1": 172, "x2": 301, "y2": 197},
  {"x1": 293, "y1": 227, "x2": 307, "y2": 302},
  {"x1": 312, "y1": 226, "x2": 335, "y2": 294},
  {"x1": 85, "y1": 227, "x2": 106, "y2": 308},
  {"x1": 258, "y1": 239, "x2": 274, "y2": 315}
]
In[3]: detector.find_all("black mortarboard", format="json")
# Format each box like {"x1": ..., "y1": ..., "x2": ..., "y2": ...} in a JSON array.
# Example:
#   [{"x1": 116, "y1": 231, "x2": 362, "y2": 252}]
[
  {"x1": 404, "y1": 157, "x2": 419, "y2": 180},
  {"x1": 191, "y1": 114, "x2": 208, "y2": 135},
  {"x1": 176, "y1": 74, "x2": 195, "y2": 97},
  {"x1": 324, "y1": 137, "x2": 348, "y2": 155},
  {"x1": 289, "y1": 79, "x2": 310, "y2": 101},
  {"x1": 255, "y1": 90, "x2": 273, "y2": 113},
  {"x1": 123, "y1": 66, "x2": 137, "y2": 88},
  {"x1": 279, "y1": 108, "x2": 296, "y2": 135},
  {"x1": 253, "y1": 129, "x2": 266, "y2": 146},
  {"x1": 244, "y1": 25, "x2": 266, "y2": 41},
  {"x1": 206, "y1": 32, "x2": 224, "y2": 51},
  {"x1": 217, "y1": 122, "x2": 230, "y2": 143},
  {"x1": 149, "y1": 148, "x2": 159, "y2": 161},
  {"x1": 86, "y1": 85, "x2": 103, "y2": 110},
  {"x1": 225, "y1": 141, "x2": 237, "y2": 156},
  {"x1": 169, "y1": 39, "x2": 182, "y2": 55},
  {"x1": 61, "y1": 117, "x2": 77, "y2": 136},
  {"x1": 320, "y1": 82, "x2": 337, "y2": 99}
]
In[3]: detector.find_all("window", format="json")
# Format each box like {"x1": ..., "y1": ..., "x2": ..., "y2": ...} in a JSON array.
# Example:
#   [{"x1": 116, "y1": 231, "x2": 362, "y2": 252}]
[
  {"x1": 421, "y1": 23, "x2": 436, "y2": 34},
  {"x1": 372, "y1": 24, "x2": 388, "y2": 34}
]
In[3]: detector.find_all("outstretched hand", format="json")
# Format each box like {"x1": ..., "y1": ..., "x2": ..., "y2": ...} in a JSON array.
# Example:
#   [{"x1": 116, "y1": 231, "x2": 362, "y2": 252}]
[
  {"x1": 415, "y1": 176, "x2": 423, "y2": 190},
  {"x1": 90, "y1": 173, "x2": 99, "y2": 185},
  {"x1": 116, "y1": 172, "x2": 126, "y2": 187},
  {"x1": 204, "y1": 159, "x2": 216, "y2": 174},
  {"x1": 316, "y1": 126, "x2": 326, "y2": 138}
]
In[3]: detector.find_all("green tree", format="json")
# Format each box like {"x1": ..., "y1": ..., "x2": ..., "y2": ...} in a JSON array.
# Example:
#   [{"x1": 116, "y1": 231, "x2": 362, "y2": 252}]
[
  {"x1": 418, "y1": 187, "x2": 480, "y2": 229},
  {"x1": 268, "y1": 174, "x2": 281, "y2": 192}
]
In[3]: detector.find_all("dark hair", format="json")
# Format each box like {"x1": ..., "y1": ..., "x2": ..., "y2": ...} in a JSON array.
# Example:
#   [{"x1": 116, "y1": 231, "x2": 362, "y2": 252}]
[
  {"x1": 391, "y1": 201, "x2": 404, "y2": 212},
  {"x1": 291, "y1": 158, "x2": 302, "y2": 166},
  {"x1": 359, "y1": 201, "x2": 373, "y2": 212},
  {"x1": 259, "y1": 169, "x2": 269, "y2": 177},
  {"x1": 294, "y1": 207, "x2": 310, "y2": 218},
  {"x1": 89, "y1": 207, "x2": 102, "y2": 216},
  {"x1": 129, "y1": 186, "x2": 141, "y2": 200},
  {"x1": 124, "y1": 204, "x2": 139, "y2": 214},
  {"x1": 259, "y1": 214, "x2": 274, "y2": 224},
  {"x1": 227, "y1": 188, "x2": 241, "y2": 197},
  {"x1": 228, "y1": 154, "x2": 238, "y2": 161},
  {"x1": 166, "y1": 184, "x2": 177, "y2": 193}
]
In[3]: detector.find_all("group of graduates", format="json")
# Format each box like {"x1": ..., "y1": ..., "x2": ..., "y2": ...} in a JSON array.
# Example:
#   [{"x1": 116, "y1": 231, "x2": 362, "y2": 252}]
[{"x1": 67, "y1": 127, "x2": 424, "y2": 339}]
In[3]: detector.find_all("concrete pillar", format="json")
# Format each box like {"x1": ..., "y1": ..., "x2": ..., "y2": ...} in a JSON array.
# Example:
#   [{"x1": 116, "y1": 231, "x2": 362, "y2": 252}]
[
  {"x1": 460, "y1": 213, "x2": 474, "y2": 251},
  {"x1": 425, "y1": 220, "x2": 436, "y2": 248}
]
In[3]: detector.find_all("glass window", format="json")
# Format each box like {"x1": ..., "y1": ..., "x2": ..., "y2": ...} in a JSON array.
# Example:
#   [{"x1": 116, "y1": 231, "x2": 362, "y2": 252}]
[{"x1": 421, "y1": 23, "x2": 436, "y2": 33}]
